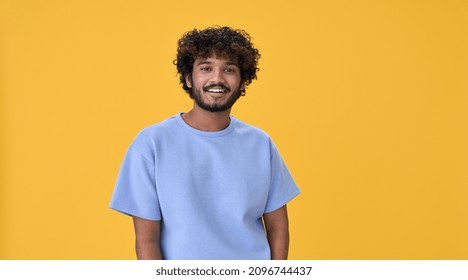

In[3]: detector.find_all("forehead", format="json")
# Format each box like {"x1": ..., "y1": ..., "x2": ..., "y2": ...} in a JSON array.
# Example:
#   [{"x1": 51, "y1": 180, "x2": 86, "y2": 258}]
[{"x1": 194, "y1": 55, "x2": 239, "y2": 66}]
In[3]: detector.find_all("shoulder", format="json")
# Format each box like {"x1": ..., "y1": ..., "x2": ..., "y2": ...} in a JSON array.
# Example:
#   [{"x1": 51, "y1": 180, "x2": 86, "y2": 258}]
[
  {"x1": 232, "y1": 118, "x2": 284, "y2": 156},
  {"x1": 232, "y1": 117, "x2": 271, "y2": 142},
  {"x1": 138, "y1": 115, "x2": 178, "y2": 138},
  {"x1": 129, "y1": 115, "x2": 179, "y2": 152}
]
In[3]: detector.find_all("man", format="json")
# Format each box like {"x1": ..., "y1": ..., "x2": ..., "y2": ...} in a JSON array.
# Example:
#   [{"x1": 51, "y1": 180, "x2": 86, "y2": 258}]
[{"x1": 110, "y1": 26, "x2": 300, "y2": 260}]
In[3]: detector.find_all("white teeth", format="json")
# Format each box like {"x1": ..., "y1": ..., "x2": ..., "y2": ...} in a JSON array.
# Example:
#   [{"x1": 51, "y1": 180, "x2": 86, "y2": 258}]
[{"x1": 208, "y1": 89, "x2": 225, "y2": 93}]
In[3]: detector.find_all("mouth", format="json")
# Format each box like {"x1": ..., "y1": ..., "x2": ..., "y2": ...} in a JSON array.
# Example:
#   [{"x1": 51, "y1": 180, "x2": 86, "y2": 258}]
[
  {"x1": 207, "y1": 88, "x2": 227, "y2": 93},
  {"x1": 203, "y1": 84, "x2": 230, "y2": 94}
]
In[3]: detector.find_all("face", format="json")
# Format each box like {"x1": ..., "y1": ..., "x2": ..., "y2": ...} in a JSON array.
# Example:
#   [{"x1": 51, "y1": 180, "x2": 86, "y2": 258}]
[{"x1": 186, "y1": 56, "x2": 244, "y2": 113}]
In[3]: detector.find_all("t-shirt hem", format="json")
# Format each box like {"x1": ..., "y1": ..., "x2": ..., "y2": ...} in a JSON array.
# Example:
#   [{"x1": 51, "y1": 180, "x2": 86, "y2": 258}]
[
  {"x1": 264, "y1": 188, "x2": 301, "y2": 214},
  {"x1": 109, "y1": 201, "x2": 161, "y2": 221}
]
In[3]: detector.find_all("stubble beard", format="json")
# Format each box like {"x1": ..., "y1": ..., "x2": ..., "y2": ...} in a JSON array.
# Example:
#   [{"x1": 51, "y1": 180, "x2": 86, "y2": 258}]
[{"x1": 190, "y1": 85, "x2": 242, "y2": 113}]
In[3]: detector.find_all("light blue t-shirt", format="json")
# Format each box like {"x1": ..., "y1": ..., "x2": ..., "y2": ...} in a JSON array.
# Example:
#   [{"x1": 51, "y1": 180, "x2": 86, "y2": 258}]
[{"x1": 110, "y1": 113, "x2": 300, "y2": 260}]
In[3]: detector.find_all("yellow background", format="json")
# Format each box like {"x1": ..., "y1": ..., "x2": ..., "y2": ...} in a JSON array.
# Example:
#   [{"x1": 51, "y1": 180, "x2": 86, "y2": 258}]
[{"x1": 1, "y1": 0, "x2": 467, "y2": 259}]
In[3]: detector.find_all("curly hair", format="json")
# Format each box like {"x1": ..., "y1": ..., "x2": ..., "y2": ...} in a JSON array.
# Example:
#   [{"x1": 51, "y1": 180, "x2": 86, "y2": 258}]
[{"x1": 174, "y1": 26, "x2": 260, "y2": 96}]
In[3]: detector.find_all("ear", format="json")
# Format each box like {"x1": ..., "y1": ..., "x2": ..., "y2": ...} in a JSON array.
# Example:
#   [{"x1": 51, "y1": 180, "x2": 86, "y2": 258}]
[
  {"x1": 185, "y1": 74, "x2": 192, "y2": 88},
  {"x1": 240, "y1": 82, "x2": 246, "y2": 91}
]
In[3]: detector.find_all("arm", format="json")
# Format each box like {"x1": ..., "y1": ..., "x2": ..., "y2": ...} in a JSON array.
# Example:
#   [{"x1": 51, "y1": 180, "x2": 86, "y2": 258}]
[
  {"x1": 263, "y1": 205, "x2": 290, "y2": 260},
  {"x1": 132, "y1": 216, "x2": 162, "y2": 260}
]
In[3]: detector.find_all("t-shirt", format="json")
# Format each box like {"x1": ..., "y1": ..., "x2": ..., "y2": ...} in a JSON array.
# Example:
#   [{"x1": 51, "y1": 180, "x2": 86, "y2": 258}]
[{"x1": 109, "y1": 113, "x2": 300, "y2": 259}]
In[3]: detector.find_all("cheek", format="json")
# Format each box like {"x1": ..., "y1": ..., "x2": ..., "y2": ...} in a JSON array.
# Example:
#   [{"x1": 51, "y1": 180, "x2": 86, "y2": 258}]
[
  {"x1": 228, "y1": 76, "x2": 242, "y2": 88},
  {"x1": 190, "y1": 74, "x2": 205, "y2": 88}
]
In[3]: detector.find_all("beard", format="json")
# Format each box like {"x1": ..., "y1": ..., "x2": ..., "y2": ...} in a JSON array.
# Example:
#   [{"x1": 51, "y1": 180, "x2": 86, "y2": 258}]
[{"x1": 190, "y1": 84, "x2": 242, "y2": 113}]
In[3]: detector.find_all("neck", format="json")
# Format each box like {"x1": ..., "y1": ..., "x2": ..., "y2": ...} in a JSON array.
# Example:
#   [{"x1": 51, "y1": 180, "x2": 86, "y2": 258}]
[{"x1": 182, "y1": 104, "x2": 232, "y2": 132}]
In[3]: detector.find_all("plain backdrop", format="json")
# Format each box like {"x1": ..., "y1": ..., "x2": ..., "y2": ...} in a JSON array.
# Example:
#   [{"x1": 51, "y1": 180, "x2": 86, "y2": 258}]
[{"x1": 1, "y1": 0, "x2": 467, "y2": 259}]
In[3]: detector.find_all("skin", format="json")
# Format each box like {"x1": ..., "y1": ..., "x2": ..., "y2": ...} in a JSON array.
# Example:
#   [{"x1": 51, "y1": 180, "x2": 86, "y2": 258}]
[
  {"x1": 133, "y1": 55, "x2": 290, "y2": 260},
  {"x1": 263, "y1": 205, "x2": 290, "y2": 260},
  {"x1": 182, "y1": 56, "x2": 244, "y2": 131},
  {"x1": 133, "y1": 217, "x2": 162, "y2": 260}
]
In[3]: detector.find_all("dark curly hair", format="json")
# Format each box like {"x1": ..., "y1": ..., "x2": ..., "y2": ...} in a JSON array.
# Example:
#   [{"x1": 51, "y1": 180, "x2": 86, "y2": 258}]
[{"x1": 174, "y1": 26, "x2": 260, "y2": 96}]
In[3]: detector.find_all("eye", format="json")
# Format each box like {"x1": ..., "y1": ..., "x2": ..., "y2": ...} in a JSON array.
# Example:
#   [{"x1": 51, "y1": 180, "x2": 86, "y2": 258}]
[
  {"x1": 225, "y1": 68, "x2": 236, "y2": 73},
  {"x1": 200, "y1": 67, "x2": 211, "y2": 72}
]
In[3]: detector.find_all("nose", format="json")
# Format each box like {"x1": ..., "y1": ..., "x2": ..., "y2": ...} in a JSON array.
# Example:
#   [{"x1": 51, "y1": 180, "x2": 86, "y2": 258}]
[{"x1": 209, "y1": 68, "x2": 226, "y2": 84}]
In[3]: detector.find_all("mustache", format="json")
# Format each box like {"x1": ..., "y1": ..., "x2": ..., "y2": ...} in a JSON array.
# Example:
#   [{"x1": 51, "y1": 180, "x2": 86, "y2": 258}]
[{"x1": 203, "y1": 84, "x2": 230, "y2": 92}]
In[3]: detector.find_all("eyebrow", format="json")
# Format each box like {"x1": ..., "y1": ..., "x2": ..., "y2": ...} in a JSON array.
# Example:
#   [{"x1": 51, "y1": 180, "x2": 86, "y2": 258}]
[{"x1": 196, "y1": 60, "x2": 239, "y2": 66}]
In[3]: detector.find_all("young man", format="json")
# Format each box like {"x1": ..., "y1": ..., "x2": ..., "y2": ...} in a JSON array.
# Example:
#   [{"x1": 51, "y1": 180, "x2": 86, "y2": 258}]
[{"x1": 110, "y1": 26, "x2": 300, "y2": 260}]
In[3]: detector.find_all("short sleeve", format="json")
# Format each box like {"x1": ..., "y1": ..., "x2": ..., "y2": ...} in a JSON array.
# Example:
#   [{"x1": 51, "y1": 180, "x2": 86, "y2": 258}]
[
  {"x1": 109, "y1": 145, "x2": 161, "y2": 221},
  {"x1": 264, "y1": 139, "x2": 301, "y2": 213}
]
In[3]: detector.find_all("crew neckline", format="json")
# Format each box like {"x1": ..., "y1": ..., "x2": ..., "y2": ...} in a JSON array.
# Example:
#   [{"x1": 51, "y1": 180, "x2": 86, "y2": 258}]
[{"x1": 175, "y1": 112, "x2": 236, "y2": 137}]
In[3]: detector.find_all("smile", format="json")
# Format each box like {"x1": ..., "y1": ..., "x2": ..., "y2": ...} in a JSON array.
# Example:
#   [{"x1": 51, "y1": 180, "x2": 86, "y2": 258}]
[
  {"x1": 207, "y1": 88, "x2": 227, "y2": 93},
  {"x1": 203, "y1": 84, "x2": 230, "y2": 94}
]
